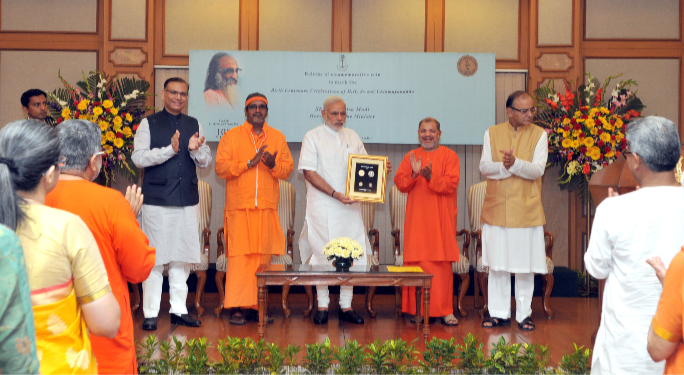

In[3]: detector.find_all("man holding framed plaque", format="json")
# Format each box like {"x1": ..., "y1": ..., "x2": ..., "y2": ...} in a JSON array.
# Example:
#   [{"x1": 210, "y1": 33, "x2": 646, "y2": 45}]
[{"x1": 298, "y1": 95, "x2": 391, "y2": 325}]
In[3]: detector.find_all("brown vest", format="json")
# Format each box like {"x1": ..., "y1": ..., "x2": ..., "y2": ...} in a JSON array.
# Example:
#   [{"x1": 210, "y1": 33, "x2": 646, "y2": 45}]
[{"x1": 481, "y1": 122, "x2": 546, "y2": 228}]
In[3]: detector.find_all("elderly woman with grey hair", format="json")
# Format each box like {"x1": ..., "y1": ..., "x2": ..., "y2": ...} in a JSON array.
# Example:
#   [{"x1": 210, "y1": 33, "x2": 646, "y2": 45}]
[
  {"x1": 0, "y1": 119, "x2": 120, "y2": 373},
  {"x1": 44, "y1": 119, "x2": 156, "y2": 374},
  {"x1": 584, "y1": 116, "x2": 684, "y2": 375}
]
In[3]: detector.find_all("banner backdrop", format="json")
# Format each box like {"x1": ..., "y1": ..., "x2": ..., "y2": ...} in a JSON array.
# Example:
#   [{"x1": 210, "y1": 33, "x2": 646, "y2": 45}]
[{"x1": 189, "y1": 51, "x2": 495, "y2": 144}]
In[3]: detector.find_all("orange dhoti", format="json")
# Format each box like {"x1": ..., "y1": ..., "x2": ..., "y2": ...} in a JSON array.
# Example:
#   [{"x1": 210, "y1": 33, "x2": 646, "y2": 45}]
[
  {"x1": 402, "y1": 261, "x2": 453, "y2": 317},
  {"x1": 224, "y1": 208, "x2": 284, "y2": 309}
]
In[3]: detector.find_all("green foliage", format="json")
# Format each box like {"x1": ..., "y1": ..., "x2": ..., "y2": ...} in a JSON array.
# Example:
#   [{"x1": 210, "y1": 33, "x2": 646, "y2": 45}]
[
  {"x1": 265, "y1": 342, "x2": 288, "y2": 375},
  {"x1": 184, "y1": 337, "x2": 211, "y2": 374},
  {"x1": 136, "y1": 334, "x2": 161, "y2": 374},
  {"x1": 365, "y1": 338, "x2": 390, "y2": 374},
  {"x1": 555, "y1": 343, "x2": 592, "y2": 375},
  {"x1": 419, "y1": 337, "x2": 457, "y2": 374},
  {"x1": 455, "y1": 333, "x2": 486, "y2": 374},
  {"x1": 384, "y1": 338, "x2": 419, "y2": 374},
  {"x1": 334, "y1": 340, "x2": 367, "y2": 375},
  {"x1": 518, "y1": 343, "x2": 552, "y2": 375},
  {"x1": 303, "y1": 337, "x2": 335, "y2": 375},
  {"x1": 485, "y1": 336, "x2": 523, "y2": 374},
  {"x1": 576, "y1": 269, "x2": 599, "y2": 298},
  {"x1": 285, "y1": 343, "x2": 302, "y2": 367}
]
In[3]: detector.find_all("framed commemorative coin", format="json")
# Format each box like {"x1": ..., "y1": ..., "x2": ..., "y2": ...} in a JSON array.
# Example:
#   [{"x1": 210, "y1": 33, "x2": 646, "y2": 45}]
[{"x1": 345, "y1": 154, "x2": 388, "y2": 203}]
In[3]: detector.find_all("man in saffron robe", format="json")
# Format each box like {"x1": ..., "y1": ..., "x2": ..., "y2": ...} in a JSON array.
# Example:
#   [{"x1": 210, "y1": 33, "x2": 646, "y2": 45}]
[
  {"x1": 215, "y1": 92, "x2": 294, "y2": 325},
  {"x1": 46, "y1": 119, "x2": 156, "y2": 374},
  {"x1": 394, "y1": 117, "x2": 460, "y2": 326}
]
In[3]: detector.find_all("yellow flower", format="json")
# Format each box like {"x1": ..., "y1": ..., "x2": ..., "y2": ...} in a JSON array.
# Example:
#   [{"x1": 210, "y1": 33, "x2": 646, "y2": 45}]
[
  {"x1": 98, "y1": 121, "x2": 108, "y2": 131},
  {"x1": 122, "y1": 127, "x2": 132, "y2": 137},
  {"x1": 600, "y1": 132, "x2": 611, "y2": 143},
  {"x1": 113, "y1": 116, "x2": 122, "y2": 126},
  {"x1": 113, "y1": 138, "x2": 124, "y2": 148},
  {"x1": 104, "y1": 145, "x2": 113, "y2": 154},
  {"x1": 92, "y1": 106, "x2": 103, "y2": 116},
  {"x1": 589, "y1": 108, "x2": 599, "y2": 116},
  {"x1": 125, "y1": 113, "x2": 133, "y2": 122},
  {"x1": 101, "y1": 135, "x2": 106, "y2": 145},
  {"x1": 574, "y1": 111, "x2": 582, "y2": 118},
  {"x1": 567, "y1": 160, "x2": 580, "y2": 176},
  {"x1": 63, "y1": 115, "x2": 71, "y2": 120},
  {"x1": 605, "y1": 149, "x2": 615, "y2": 158},
  {"x1": 561, "y1": 138, "x2": 572, "y2": 149},
  {"x1": 111, "y1": 108, "x2": 119, "y2": 116},
  {"x1": 562, "y1": 117, "x2": 571, "y2": 125},
  {"x1": 106, "y1": 131, "x2": 115, "y2": 141},
  {"x1": 61, "y1": 108, "x2": 71, "y2": 118},
  {"x1": 589, "y1": 146, "x2": 602, "y2": 160},
  {"x1": 571, "y1": 139, "x2": 580, "y2": 149},
  {"x1": 615, "y1": 118, "x2": 624, "y2": 128},
  {"x1": 78, "y1": 115, "x2": 87, "y2": 120},
  {"x1": 113, "y1": 123, "x2": 123, "y2": 133},
  {"x1": 584, "y1": 137, "x2": 595, "y2": 148},
  {"x1": 563, "y1": 130, "x2": 570, "y2": 138},
  {"x1": 600, "y1": 107, "x2": 610, "y2": 114},
  {"x1": 585, "y1": 118, "x2": 595, "y2": 128},
  {"x1": 616, "y1": 132, "x2": 624, "y2": 142},
  {"x1": 102, "y1": 100, "x2": 113, "y2": 109},
  {"x1": 590, "y1": 128, "x2": 598, "y2": 135},
  {"x1": 77, "y1": 100, "x2": 89, "y2": 111}
]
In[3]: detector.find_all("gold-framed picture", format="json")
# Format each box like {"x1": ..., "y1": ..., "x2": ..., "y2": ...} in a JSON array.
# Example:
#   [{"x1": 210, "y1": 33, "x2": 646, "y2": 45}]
[{"x1": 345, "y1": 154, "x2": 388, "y2": 203}]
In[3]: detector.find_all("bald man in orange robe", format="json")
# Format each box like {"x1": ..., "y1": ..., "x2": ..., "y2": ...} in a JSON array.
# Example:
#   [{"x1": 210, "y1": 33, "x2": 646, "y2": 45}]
[
  {"x1": 394, "y1": 117, "x2": 460, "y2": 326},
  {"x1": 215, "y1": 92, "x2": 294, "y2": 325}
]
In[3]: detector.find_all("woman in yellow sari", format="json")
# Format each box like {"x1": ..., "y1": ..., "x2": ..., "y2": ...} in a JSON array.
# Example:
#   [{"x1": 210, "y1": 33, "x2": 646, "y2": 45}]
[{"x1": 0, "y1": 120, "x2": 121, "y2": 374}]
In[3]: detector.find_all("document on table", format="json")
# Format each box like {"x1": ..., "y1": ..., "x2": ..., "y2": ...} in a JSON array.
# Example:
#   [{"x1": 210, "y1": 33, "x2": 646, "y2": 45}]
[{"x1": 387, "y1": 266, "x2": 423, "y2": 273}]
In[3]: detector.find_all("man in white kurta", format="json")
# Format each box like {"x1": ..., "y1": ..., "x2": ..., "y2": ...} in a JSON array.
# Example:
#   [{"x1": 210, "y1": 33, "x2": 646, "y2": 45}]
[
  {"x1": 479, "y1": 92, "x2": 548, "y2": 330},
  {"x1": 298, "y1": 96, "x2": 373, "y2": 325},
  {"x1": 132, "y1": 78, "x2": 212, "y2": 330},
  {"x1": 585, "y1": 116, "x2": 684, "y2": 375}
]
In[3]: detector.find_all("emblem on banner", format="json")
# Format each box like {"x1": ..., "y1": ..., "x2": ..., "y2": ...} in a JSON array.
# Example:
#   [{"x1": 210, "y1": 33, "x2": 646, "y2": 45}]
[
  {"x1": 337, "y1": 54, "x2": 348, "y2": 71},
  {"x1": 457, "y1": 55, "x2": 478, "y2": 77}
]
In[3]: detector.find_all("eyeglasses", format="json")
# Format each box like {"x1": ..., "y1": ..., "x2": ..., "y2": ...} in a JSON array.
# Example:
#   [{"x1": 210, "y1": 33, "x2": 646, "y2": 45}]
[
  {"x1": 165, "y1": 90, "x2": 188, "y2": 98},
  {"x1": 219, "y1": 68, "x2": 241, "y2": 76},
  {"x1": 328, "y1": 111, "x2": 347, "y2": 117},
  {"x1": 247, "y1": 104, "x2": 268, "y2": 111},
  {"x1": 622, "y1": 150, "x2": 633, "y2": 159},
  {"x1": 509, "y1": 106, "x2": 537, "y2": 115}
]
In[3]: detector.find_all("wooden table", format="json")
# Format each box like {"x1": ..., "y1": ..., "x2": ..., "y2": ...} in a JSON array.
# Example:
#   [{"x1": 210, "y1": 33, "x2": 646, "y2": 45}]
[{"x1": 255, "y1": 264, "x2": 433, "y2": 341}]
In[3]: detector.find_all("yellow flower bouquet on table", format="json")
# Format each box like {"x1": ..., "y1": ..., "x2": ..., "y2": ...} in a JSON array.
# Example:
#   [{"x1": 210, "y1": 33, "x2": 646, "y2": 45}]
[
  {"x1": 47, "y1": 70, "x2": 153, "y2": 186},
  {"x1": 322, "y1": 237, "x2": 364, "y2": 271},
  {"x1": 534, "y1": 73, "x2": 644, "y2": 203}
]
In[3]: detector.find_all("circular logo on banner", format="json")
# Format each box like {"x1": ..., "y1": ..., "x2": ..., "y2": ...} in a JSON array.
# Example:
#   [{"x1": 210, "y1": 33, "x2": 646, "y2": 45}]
[{"x1": 457, "y1": 55, "x2": 478, "y2": 77}]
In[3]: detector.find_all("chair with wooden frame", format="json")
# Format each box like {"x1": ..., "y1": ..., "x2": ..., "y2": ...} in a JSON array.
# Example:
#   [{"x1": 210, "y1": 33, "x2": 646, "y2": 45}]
[
  {"x1": 214, "y1": 180, "x2": 313, "y2": 317},
  {"x1": 387, "y1": 185, "x2": 471, "y2": 317},
  {"x1": 468, "y1": 180, "x2": 555, "y2": 319},
  {"x1": 130, "y1": 180, "x2": 212, "y2": 316}
]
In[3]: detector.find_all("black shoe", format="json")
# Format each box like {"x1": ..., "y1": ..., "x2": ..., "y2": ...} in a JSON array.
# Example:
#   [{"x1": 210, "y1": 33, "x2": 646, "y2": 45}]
[
  {"x1": 170, "y1": 313, "x2": 201, "y2": 327},
  {"x1": 244, "y1": 309, "x2": 274, "y2": 323},
  {"x1": 142, "y1": 318, "x2": 157, "y2": 331},
  {"x1": 338, "y1": 309, "x2": 365, "y2": 324},
  {"x1": 313, "y1": 310, "x2": 328, "y2": 324}
]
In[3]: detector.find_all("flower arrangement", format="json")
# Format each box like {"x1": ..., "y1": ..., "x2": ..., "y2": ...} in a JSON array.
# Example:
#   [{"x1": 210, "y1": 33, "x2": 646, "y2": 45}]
[
  {"x1": 533, "y1": 73, "x2": 644, "y2": 202},
  {"x1": 47, "y1": 70, "x2": 153, "y2": 185},
  {"x1": 323, "y1": 237, "x2": 364, "y2": 263}
]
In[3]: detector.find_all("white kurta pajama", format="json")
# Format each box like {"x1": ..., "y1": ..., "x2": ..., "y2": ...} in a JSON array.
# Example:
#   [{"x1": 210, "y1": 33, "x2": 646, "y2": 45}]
[
  {"x1": 132, "y1": 119, "x2": 212, "y2": 318},
  {"x1": 298, "y1": 125, "x2": 372, "y2": 309},
  {"x1": 479, "y1": 129, "x2": 548, "y2": 322},
  {"x1": 585, "y1": 187, "x2": 684, "y2": 375}
]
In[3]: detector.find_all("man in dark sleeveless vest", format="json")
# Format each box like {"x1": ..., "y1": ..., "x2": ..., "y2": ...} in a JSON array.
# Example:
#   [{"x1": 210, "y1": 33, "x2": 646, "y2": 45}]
[
  {"x1": 479, "y1": 91, "x2": 548, "y2": 332},
  {"x1": 132, "y1": 77, "x2": 212, "y2": 331}
]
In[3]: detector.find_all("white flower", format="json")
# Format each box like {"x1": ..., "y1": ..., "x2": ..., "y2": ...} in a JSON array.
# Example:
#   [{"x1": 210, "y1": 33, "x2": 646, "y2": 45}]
[{"x1": 58, "y1": 99, "x2": 68, "y2": 107}]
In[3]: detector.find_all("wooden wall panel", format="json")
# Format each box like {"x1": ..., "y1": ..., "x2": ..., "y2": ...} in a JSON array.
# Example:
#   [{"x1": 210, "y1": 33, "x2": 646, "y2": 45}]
[
  {"x1": 259, "y1": 0, "x2": 331, "y2": 52},
  {"x1": 1, "y1": 0, "x2": 98, "y2": 33},
  {"x1": 537, "y1": 0, "x2": 572, "y2": 46},
  {"x1": 351, "y1": 0, "x2": 424, "y2": 52},
  {"x1": 585, "y1": 0, "x2": 680, "y2": 40},
  {"x1": 111, "y1": 0, "x2": 147, "y2": 40}
]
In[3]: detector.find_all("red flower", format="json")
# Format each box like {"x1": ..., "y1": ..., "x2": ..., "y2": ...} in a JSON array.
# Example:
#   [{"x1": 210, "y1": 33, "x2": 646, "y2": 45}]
[
  {"x1": 105, "y1": 108, "x2": 111, "y2": 113},
  {"x1": 610, "y1": 119, "x2": 615, "y2": 125},
  {"x1": 598, "y1": 140, "x2": 605, "y2": 147},
  {"x1": 564, "y1": 126, "x2": 570, "y2": 132},
  {"x1": 116, "y1": 132, "x2": 123, "y2": 138},
  {"x1": 573, "y1": 123, "x2": 581, "y2": 130},
  {"x1": 567, "y1": 154, "x2": 573, "y2": 160},
  {"x1": 74, "y1": 111, "x2": 81, "y2": 117},
  {"x1": 132, "y1": 124, "x2": 139, "y2": 131},
  {"x1": 621, "y1": 143, "x2": 627, "y2": 150},
  {"x1": 94, "y1": 101, "x2": 101, "y2": 106},
  {"x1": 604, "y1": 146, "x2": 611, "y2": 153},
  {"x1": 611, "y1": 135, "x2": 616, "y2": 140},
  {"x1": 56, "y1": 117, "x2": 64, "y2": 124},
  {"x1": 582, "y1": 164, "x2": 591, "y2": 175},
  {"x1": 580, "y1": 146, "x2": 587, "y2": 153},
  {"x1": 570, "y1": 118, "x2": 577, "y2": 125},
  {"x1": 625, "y1": 114, "x2": 631, "y2": 120},
  {"x1": 74, "y1": 100, "x2": 79, "y2": 107},
  {"x1": 597, "y1": 129, "x2": 603, "y2": 135},
  {"x1": 581, "y1": 114, "x2": 589, "y2": 120}
]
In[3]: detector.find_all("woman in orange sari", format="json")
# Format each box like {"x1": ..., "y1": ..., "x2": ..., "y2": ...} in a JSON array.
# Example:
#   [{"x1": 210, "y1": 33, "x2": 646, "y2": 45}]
[{"x1": 0, "y1": 120, "x2": 121, "y2": 374}]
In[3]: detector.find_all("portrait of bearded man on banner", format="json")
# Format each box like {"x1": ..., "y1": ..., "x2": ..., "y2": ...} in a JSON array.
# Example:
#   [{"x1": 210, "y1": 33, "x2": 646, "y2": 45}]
[{"x1": 204, "y1": 52, "x2": 241, "y2": 109}]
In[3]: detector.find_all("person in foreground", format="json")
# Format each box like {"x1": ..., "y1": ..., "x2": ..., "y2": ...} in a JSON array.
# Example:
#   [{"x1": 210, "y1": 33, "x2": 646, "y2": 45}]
[
  {"x1": 479, "y1": 91, "x2": 548, "y2": 331},
  {"x1": 132, "y1": 77, "x2": 212, "y2": 331},
  {"x1": 0, "y1": 224, "x2": 40, "y2": 374},
  {"x1": 394, "y1": 117, "x2": 460, "y2": 326},
  {"x1": 46, "y1": 119, "x2": 156, "y2": 374},
  {"x1": 647, "y1": 246, "x2": 684, "y2": 374},
  {"x1": 298, "y1": 95, "x2": 390, "y2": 325},
  {"x1": 215, "y1": 93, "x2": 294, "y2": 325},
  {"x1": 0, "y1": 119, "x2": 120, "y2": 374},
  {"x1": 584, "y1": 116, "x2": 684, "y2": 374}
]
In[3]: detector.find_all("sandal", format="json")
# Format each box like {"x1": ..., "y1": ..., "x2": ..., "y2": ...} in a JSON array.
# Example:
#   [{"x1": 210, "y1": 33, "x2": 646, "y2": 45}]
[
  {"x1": 229, "y1": 312, "x2": 246, "y2": 325},
  {"x1": 481, "y1": 317, "x2": 511, "y2": 328},
  {"x1": 518, "y1": 317, "x2": 535, "y2": 331},
  {"x1": 245, "y1": 309, "x2": 274, "y2": 323},
  {"x1": 441, "y1": 314, "x2": 459, "y2": 326},
  {"x1": 410, "y1": 315, "x2": 436, "y2": 324}
]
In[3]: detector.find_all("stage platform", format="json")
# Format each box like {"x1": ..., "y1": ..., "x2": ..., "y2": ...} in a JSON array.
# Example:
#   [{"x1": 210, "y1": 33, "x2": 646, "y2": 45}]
[{"x1": 133, "y1": 293, "x2": 599, "y2": 367}]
